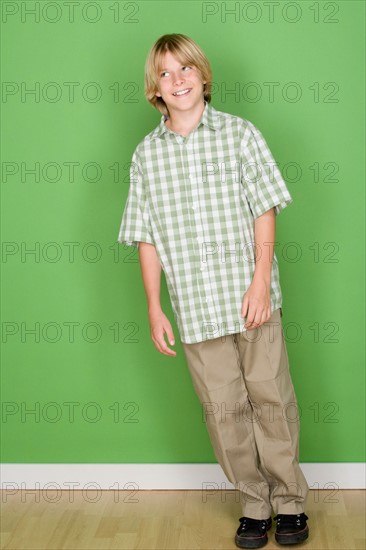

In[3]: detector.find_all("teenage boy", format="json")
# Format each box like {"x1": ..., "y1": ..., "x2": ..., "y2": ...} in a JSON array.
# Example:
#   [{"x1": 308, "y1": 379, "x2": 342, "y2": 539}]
[{"x1": 118, "y1": 33, "x2": 309, "y2": 548}]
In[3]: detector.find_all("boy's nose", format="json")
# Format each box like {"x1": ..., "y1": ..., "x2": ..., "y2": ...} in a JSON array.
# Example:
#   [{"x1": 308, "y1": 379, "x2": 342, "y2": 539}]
[{"x1": 173, "y1": 75, "x2": 184, "y2": 85}]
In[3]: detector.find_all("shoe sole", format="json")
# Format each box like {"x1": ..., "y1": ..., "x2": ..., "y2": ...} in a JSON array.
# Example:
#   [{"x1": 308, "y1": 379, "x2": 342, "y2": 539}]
[
  {"x1": 235, "y1": 523, "x2": 272, "y2": 549},
  {"x1": 235, "y1": 533, "x2": 268, "y2": 549},
  {"x1": 275, "y1": 525, "x2": 309, "y2": 545}
]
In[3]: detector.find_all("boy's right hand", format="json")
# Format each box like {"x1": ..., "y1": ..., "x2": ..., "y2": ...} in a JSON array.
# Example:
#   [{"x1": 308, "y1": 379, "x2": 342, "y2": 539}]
[{"x1": 148, "y1": 308, "x2": 176, "y2": 356}]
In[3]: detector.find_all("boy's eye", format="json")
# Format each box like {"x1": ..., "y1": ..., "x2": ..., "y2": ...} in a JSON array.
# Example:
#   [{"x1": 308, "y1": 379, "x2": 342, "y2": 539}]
[{"x1": 160, "y1": 66, "x2": 192, "y2": 77}]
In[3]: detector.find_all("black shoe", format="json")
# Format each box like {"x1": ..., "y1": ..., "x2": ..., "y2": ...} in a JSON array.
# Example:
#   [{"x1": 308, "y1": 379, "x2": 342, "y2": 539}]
[
  {"x1": 273, "y1": 513, "x2": 309, "y2": 545},
  {"x1": 235, "y1": 516, "x2": 272, "y2": 548}
]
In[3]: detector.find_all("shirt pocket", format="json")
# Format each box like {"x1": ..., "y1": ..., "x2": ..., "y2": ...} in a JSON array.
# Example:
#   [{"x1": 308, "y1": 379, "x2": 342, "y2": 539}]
[
  {"x1": 223, "y1": 157, "x2": 242, "y2": 201},
  {"x1": 202, "y1": 156, "x2": 241, "y2": 203}
]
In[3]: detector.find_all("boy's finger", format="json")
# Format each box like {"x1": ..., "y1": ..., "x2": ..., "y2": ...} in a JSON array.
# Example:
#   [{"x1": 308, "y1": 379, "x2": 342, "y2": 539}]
[
  {"x1": 156, "y1": 333, "x2": 176, "y2": 356},
  {"x1": 162, "y1": 322, "x2": 175, "y2": 346}
]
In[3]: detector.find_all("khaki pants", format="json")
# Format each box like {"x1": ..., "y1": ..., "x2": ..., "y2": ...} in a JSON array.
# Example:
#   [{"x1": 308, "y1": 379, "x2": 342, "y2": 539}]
[{"x1": 181, "y1": 308, "x2": 309, "y2": 519}]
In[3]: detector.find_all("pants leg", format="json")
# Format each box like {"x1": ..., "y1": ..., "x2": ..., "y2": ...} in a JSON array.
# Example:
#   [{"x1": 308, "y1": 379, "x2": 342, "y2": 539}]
[
  {"x1": 181, "y1": 308, "x2": 309, "y2": 518},
  {"x1": 182, "y1": 327, "x2": 272, "y2": 519},
  {"x1": 234, "y1": 308, "x2": 309, "y2": 515}
]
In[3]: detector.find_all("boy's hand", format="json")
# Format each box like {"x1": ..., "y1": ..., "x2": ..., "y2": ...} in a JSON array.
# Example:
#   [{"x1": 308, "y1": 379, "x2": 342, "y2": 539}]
[
  {"x1": 241, "y1": 276, "x2": 271, "y2": 329},
  {"x1": 148, "y1": 308, "x2": 177, "y2": 356}
]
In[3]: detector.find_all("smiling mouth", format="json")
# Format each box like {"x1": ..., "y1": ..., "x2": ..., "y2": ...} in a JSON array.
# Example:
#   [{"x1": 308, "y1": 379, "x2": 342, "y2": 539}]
[{"x1": 172, "y1": 88, "x2": 192, "y2": 96}]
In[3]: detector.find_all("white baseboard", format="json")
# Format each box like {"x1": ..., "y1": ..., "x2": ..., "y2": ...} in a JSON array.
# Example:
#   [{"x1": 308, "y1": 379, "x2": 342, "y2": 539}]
[{"x1": 1, "y1": 463, "x2": 365, "y2": 490}]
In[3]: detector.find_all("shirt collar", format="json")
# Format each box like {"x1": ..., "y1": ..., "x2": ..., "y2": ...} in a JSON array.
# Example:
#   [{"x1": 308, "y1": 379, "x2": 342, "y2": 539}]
[{"x1": 149, "y1": 100, "x2": 221, "y2": 140}]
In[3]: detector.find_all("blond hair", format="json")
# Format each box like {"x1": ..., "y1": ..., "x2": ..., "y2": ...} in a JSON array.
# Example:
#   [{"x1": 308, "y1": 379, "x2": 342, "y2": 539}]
[{"x1": 144, "y1": 34, "x2": 212, "y2": 117}]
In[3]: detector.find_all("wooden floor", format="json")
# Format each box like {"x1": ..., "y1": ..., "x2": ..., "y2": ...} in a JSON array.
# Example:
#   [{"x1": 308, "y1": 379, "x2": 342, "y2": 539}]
[{"x1": 1, "y1": 490, "x2": 365, "y2": 549}]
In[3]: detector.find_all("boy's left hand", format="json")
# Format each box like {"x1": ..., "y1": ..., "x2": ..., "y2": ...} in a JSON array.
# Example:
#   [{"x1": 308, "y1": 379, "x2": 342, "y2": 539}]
[{"x1": 241, "y1": 277, "x2": 271, "y2": 329}]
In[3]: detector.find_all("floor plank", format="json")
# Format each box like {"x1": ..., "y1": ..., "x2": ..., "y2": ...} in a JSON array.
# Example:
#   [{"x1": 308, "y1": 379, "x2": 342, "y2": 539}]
[{"x1": 1, "y1": 490, "x2": 365, "y2": 549}]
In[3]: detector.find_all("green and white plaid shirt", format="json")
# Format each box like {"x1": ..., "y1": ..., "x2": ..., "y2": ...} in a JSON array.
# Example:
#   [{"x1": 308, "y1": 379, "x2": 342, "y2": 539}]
[{"x1": 117, "y1": 101, "x2": 293, "y2": 344}]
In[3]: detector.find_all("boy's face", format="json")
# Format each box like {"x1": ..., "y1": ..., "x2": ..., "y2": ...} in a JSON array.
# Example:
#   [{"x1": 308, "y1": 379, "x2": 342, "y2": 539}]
[{"x1": 155, "y1": 50, "x2": 206, "y2": 116}]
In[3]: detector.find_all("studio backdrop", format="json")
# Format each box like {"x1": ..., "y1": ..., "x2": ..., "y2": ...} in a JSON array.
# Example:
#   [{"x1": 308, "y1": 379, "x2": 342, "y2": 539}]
[{"x1": 1, "y1": 0, "x2": 365, "y2": 487}]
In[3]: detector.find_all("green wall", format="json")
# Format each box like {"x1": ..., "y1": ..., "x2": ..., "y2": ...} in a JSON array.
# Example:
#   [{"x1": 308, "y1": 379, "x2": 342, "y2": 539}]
[{"x1": 1, "y1": 0, "x2": 365, "y2": 463}]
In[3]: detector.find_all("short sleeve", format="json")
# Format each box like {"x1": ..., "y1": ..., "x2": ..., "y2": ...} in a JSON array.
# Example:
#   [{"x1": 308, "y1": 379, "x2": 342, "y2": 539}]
[
  {"x1": 117, "y1": 147, "x2": 155, "y2": 248},
  {"x1": 240, "y1": 121, "x2": 293, "y2": 219}
]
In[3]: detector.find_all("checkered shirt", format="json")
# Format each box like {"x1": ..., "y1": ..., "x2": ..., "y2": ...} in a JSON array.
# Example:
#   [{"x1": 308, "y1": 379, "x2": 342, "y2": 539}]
[{"x1": 117, "y1": 101, "x2": 293, "y2": 343}]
